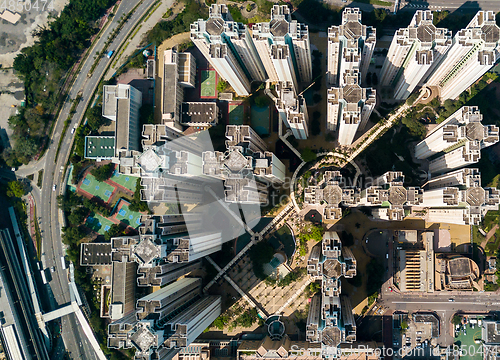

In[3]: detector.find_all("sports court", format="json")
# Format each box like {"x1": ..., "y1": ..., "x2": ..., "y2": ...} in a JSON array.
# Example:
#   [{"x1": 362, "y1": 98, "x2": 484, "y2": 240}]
[
  {"x1": 80, "y1": 174, "x2": 116, "y2": 203},
  {"x1": 112, "y1": 199, "x2": 143, "y2": 227},
  {"x1": 109, "y1": 169, "x2": 138, "y2": 193},
  {"x1": 228, "y1": 102, "x2": 245, "y2": 125},
  {"x1": 200, "y1": 70, "x2": 217, "y2": 98},
  {"x1": 86, "y1": 213, "x2": 116, "y2": 235},
  {"x1": 251, "y1": 105, "x2": 270, "y2": 135}
]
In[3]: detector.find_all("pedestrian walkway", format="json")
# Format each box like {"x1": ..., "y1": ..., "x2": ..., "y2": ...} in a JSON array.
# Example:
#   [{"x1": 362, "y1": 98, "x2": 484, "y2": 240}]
[
  {"x1": 205, "y1": 257, "x2": 269, "y2": 318},
  {"x1": 275, "y1": 276, "x2": 312, "y2": 315}
]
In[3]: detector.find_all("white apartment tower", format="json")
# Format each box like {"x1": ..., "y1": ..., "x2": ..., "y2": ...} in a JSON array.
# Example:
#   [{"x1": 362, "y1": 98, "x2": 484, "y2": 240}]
[
  {"x1": 379, "y1": 11, "x2": 452, "y2": 100},
  {"x1": 327, "y1": 72, "x2": 376, "y2": 145},
  {"x1": 417, "y1": 170, "x2": 500, "y2": 225},
  {"x1": 426, "y1": 11, "x2": 500, "y2": 100},
  {"x1": 191, "y1": 4, "x2": 263, "y2": 95},
  {"x1": 252, "y1": 5, "x2": 312, "y2": 90},
  {"x1": 327, "y1": 8, "x2": 376, "y2": 87},
  {"x1": 415, "y1": 106, "x2": 499, "y2": 173},
  {"x1": 274, "y1": 81, "x2": 309, "y2": 139},
  {"x1": 208, "y1": 43, "x2": 251, "y2": 95}
]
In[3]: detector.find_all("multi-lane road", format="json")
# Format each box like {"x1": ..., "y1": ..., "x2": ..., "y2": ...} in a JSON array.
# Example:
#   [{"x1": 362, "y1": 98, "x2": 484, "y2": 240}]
[
  {"x1": 400, "y1": 0, "x2": 500, "y2": 12},
  {"x1": 380, "y1": 285, "x2": 500, "y2": 346},
  {"x1": 33, "y1": 0, "x2": 156, "y2": 358}
]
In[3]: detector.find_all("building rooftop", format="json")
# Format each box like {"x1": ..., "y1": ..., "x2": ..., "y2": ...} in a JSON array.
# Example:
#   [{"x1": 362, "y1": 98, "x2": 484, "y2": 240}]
[
  {"x1": 163, "y1": 51, "x2": 178, "y2": 116},
  {"x1": 206, "y1": 17, "x2": 225, "y2": 36},
  {"x1": 484, "y1": 321, "x2": 500, "y2": 344},
  {"x1": 115, "y1": 98, "x2": 131, "y2": 153},
  {"x1": 85, "y1": 136, "x2": 115, "y2": 159},
  {"x1": 80, "y1": 243, "x2": 112, "y2": 266},
  {"x1": 180, "y1": 102, "x2": 218, "y2": 125}
]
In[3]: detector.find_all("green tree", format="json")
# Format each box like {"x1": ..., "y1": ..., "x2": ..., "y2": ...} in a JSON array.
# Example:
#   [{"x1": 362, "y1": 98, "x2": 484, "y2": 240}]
[
  {"x1": 91, "y1": 163, "x2": 115, "y2": 182},
  {"x1": 217, "y1": 79, "x2": 228, "y2": 93},
  {"x1": 68, "y1": 207, "x2": 89, "y2": 226},
  {"x1": 452, "y1": 315, "x2": 462, "y2": 326},
  {"x1": 236, "y1": 308, "x2": 258, "y2": 328},
  {"x1": 104, "y1": 224, "x2": 124, "y2": 242},
  {"x1": 6, "y1": 181, "x2": 26, "y2": 198},
  {"x1": 301, "y1": 148, "x2": 317, "y2": 162},
  {"x1": 86, "y1": 105, "x2": 107, "y2": 133}
]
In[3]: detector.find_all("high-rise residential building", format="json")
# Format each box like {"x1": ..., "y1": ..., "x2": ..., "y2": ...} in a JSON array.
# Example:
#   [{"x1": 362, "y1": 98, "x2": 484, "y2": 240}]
[
  {"x1": 327, "y1": 8, "x2": 376, "y2": 87},
  {"x1": 162, "y1": 49, "x2": 196, "y2": 130},
  {"x1": 327, "y1": 72, "x2": 376, "y2": 145},
  {"x1": 424, "y1": 168, "x2": 481, "y2": 190},
  {"x1": 191, "y1": 4, "x2": 264, "y2": 95},
  {"x1": 101, "y1": 84, "x2": 143, "y2": 156},
  {"x1": 208, "y1": 43, "x2": 252, "y2": 95},
  {"x1": 306, "y1": 231, "x2": 357, "y2": 355},
  {"x1": 304, "y1": 171, "x2": 359, "y2": 221},
  {"x1": 326, "y1": 8, "x2": 376, "y2": 145},
  {"x1": 225, "y1": 125, "x2": 268, "y2": 154},
  {"x1": 415, "y1": 170, "x2": 500, "y2": 225},
  {"x1": 415, "y1": 106, "x2": 499, "y2": 173},
  {"x1": 274, "y1": 81, "x2": 309, "y2": 139},
  {"x1": 202, "y1": 125, "x2": 285, "y2": 204},
  {"x1": 379, "y1": 11, "x2": 452, "y2": 100},
  {"x1": 108, "y1": 290, "x2": 221, "y2": 360},
  {"x1": 359, "y1": 171, "x2": 423, "y2": 221},
  {"x1": 136, "y1": 278, "x2": 203, "y2": 322},
  {"x1": 252, "y1": 5, "x2": 312, "y2": 90},
  {"x1": 425, "y1": 11, "x2": 500, "y2": 100}
]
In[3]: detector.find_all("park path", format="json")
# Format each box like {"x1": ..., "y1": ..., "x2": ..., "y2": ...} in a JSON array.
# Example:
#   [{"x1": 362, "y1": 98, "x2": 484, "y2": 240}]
[{"x1": 480, "y1": 224, "x2": 500, "y2": 250}]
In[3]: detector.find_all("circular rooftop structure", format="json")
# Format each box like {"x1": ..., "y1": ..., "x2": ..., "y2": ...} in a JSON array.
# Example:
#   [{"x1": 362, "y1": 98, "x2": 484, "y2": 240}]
[
  {"x1": 466, "y1": 187, "x2": 485, "y2": 207},
  {"x1": 481, "y1": 24, "x2": 500, "y2": 43},
  {"x1": 343, "y1": 84, "x2": 362, "y2": 103},
  {"x1": 323, "y1": 185, "x2": 342, "y2": 206},
  {"x1": 270, "y1": 18, "x2": 289, "y2": 37},
  {"x1": 344, "y1": 21, "x2": 362, "y2": 40},
  {"x1": 224, "y1": 150, "x2": 248, "y2": 173},
  {"x1": 388, "y1": 186, "x2": 407, "y2": 206},
  {"x1": 322, "y1": 327, "x2": 341, "y2": 347},
  {"x1": 416, "y1": 24, "x2": 436, "y2": 43},
  {"x1": 465, "y1": 122, "x2": 484, "y2": 141},
  {"x1": 323, "y1": 259, "x2": 342, "y2": 279},
  {"x1": 206, "y1": 17, "x2": 225, "y2": 36},
  {"x1": 267, "y1": 318, "x2": 285, "y2": 340}
]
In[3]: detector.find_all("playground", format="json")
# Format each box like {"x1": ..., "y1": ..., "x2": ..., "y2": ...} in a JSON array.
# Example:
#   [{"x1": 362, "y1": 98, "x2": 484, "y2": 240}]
[
  {"x1": 109, "y1": 169, "x2": 138, "y2": 193},
  {"x1": 250, "y1": 104, "x2": 270, "y2": 135},
  {"x1": 111, "y1": 199, "x2": 143, "y2": 227},
  {"x1": 228, "y1": 102, "x2": 245, "y2": 125},
  {"x1": 79, "y1": 174, "x2": 116, "y2": 203},
  {"x1": 85, "y1": 213, "x2": 116, "y2": 235},
  {"x1": 200, "y1": 70, "x2": 217, "y2": 98}
]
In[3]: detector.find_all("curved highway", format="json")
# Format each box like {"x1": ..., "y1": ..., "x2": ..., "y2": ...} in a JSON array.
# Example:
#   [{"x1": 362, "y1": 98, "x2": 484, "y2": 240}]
[{"x1": 33, "y1": 0, "x2": 157, "y2": 358}]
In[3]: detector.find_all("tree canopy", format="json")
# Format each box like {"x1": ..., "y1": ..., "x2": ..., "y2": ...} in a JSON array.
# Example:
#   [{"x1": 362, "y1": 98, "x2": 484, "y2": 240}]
[
  {"x1": 301, "y1": 148, "x2": 317, "y2": 163},
  {"x1": 6, "y1": 181, "x2": 26, "y2": 198},
  {"x1": 91, "y1": 163, "x2": 115, "y2": 182}
]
